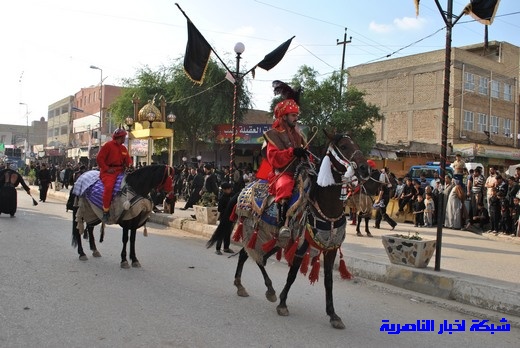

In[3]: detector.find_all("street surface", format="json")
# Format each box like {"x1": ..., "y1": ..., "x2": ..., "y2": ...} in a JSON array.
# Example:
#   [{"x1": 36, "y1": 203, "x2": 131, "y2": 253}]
[{"x1": 1, "y1": 190, "x2": 519, "y2": 347}]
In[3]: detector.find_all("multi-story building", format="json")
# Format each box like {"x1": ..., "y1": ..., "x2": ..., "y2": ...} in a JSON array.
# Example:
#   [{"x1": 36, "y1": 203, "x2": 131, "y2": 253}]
[
  {"x1": 47, "y1": 84, "x2": 122, "y2": 164},
  {"x1": 347, "y1": 41, "x2": 520, "y2": 171}
]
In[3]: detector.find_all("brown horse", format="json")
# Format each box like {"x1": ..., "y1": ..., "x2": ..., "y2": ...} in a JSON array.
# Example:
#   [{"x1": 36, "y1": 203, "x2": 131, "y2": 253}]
[
  {"x1": 232, "y1": 130, "x2": 371, "y2": 329},
  {"x1": 72, "y1": 165, "x2": 174, "y2": 268}
]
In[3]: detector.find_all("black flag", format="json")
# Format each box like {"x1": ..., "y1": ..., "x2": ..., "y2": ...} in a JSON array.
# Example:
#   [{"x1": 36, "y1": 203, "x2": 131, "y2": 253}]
[
  {"x1": 184, "y1": 20, "x2": 212, "y2": 84},
  {"x1": 256, "y1": 37, "x2": 294, "y2": 71},
  {"x1": 463, "y1": 0, "x2": 500, "y2": 25}
]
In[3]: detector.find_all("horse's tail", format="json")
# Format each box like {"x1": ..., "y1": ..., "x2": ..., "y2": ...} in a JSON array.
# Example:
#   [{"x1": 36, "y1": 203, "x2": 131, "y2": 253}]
[{"x1": 71, "y1": 209, "x2": 79, "y2": 248}]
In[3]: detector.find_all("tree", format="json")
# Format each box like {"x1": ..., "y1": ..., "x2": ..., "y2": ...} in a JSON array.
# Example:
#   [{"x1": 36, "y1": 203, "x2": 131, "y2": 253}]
[
  {"x1": 109, "y1": 59, "x2": 251, "y2": 159},
  {"x1": 275, "y1": 65, "x2": 383, "y2": 154}
]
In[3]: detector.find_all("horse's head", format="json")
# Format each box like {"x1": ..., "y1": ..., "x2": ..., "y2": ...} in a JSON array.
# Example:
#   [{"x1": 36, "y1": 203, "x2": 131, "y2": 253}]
[{"x1": 320, "y1": 130, "x2": 370, "y2": 182}]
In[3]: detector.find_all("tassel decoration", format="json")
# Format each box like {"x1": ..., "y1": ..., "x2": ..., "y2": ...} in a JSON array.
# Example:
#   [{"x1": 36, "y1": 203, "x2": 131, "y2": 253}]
[
  {"x1": 247, "y1": 229, "x2": 258, "y2": 249},
  {"x1": 276, "y1": 248, "x2": 282, "y2": 261},
  {"x1": 232, "y1": 218, "x2": 244, "y2": 242},
  {"x1": 316, "y1": 155, "x2": 335, "y2": 187},
  {"x1": 262, "y1": 237, "x2": 277, "y2": 252},
  {"x1": 284, "y1": 236, "x2": 300, "y2": 266},
  {"x1": 300, "y1": 250, "x2": 310, "y2": 275},
  {"x1": 309, "y1": 252, "x2": 321, "y2": 285},
  {"x1": 229, "y1": 205, "x2": 238, "y2": 222},
  {"x1": 143, "y1": 225, "x2": 148, "y2": 237},
  {"x1": 338, "y1": 249, "x2": 352, "y2": 280}
]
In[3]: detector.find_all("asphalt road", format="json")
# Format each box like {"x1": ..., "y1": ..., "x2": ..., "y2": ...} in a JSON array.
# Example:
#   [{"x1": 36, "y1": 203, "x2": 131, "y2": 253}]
[{"x1": 1, "y1": 190, "x2": 519, "y2": 348}]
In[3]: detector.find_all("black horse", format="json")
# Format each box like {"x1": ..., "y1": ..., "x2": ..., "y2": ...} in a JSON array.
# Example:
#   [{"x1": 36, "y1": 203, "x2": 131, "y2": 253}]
[
  {"x1": 72, "y1": 165, "x2": 174, "y2": 268},
  {"x1": 233, "y1": 130, "x2": 371, "y2": 329}
]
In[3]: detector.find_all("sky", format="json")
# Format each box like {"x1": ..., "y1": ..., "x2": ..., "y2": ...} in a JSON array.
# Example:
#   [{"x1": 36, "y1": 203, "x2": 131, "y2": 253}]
[{"x1": 1, "y1": 0, "x2": 519, "y2": 126}]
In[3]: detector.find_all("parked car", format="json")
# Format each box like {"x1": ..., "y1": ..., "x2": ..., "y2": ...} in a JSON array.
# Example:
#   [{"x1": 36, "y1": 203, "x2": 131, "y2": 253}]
[{"x1": 408, "y1": 163, "x2": 454, "y2": 183}]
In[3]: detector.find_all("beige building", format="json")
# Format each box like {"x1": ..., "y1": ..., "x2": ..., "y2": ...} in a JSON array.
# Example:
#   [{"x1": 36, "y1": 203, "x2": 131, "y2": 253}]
[{"x1": 348, "y1": 41, "x2": 520, "y2": 169}]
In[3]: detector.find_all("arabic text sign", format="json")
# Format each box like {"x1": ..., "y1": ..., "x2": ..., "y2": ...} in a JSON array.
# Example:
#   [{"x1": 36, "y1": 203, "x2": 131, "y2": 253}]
[
  {"x1": 380, "y1": 318, "x2": 511, "y2": 335},
  {"x1": 214, "y1": 124, "x2": 270, "y2": 144}
]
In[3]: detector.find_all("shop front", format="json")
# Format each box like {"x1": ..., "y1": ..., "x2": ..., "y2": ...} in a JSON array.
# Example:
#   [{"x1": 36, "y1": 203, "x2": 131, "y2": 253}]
[
  {"x1": 213, "y1": 124, "x2": 270, "y2": 169},
  {"x1": 452, "y1": 143, "x2": 520, "y2": 172}
]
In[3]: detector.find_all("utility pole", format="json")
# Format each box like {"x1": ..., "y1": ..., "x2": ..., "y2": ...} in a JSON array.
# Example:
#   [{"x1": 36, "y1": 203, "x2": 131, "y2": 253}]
[{"x1": 337, "y1": 28, "x2": 352, "y2": 107}]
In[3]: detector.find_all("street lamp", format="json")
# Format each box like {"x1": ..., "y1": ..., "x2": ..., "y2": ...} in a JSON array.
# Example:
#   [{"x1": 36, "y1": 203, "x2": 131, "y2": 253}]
[
  {"x1": 230, "y1": 42, "x2": 245, "y2": 181},
  {"x1": 90, "y1": 65, "x2": 103, "y2": 139},
  {"x1": 167, "y1": 113, "x2": 176, "y2": 166},
  {"x1": 19, "y1": 102, "x2": 29, "y2": 160}
]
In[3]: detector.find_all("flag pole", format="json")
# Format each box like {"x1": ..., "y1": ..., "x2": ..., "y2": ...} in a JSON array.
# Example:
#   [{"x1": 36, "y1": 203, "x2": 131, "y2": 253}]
[{"x1": 175, "y1": 3, "x2": 234, "y2": 76}]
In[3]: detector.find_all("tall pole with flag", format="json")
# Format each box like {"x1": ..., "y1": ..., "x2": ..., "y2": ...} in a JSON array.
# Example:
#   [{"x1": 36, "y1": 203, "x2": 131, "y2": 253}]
[
  {"x1": 415, "y1": 0, "x2": 500, "y2": 271},
  {"x1": 176, "y1": 3, "x2": 295, "y2": 182}
]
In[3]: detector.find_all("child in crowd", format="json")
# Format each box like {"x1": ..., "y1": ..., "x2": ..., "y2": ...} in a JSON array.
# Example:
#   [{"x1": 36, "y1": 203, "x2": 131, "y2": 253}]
[
  {"x1": 423, "y1": 192, "x2": 435, "y2": 227},
  {"x1": 413, "y1": 194, "x2": 426, "y2": 227},
  {"x1": 206, "y1": 183, "x2": 236, "y2": 255},
  {"x1": 511, "y1": 197, "x2": 520, "y2": 236},
  {"x1": 488, "y1": 187, "x2": 501, "y2": 233},
  {"x1": 498, "y1": 192, "x2": 512, "y2": 235}
]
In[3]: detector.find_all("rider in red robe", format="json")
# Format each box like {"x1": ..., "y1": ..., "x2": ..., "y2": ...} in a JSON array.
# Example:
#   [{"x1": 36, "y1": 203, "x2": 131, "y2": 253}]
[
  {"x1": 263, "y1": 98, "x2": 307, "y2": 238},
  {"x1": 96, "y1": 128, "x2": 132, "y2": 222}
]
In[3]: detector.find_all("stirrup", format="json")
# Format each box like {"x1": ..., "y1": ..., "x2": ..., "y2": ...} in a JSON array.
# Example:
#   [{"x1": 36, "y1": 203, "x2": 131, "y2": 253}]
[{"x1": 278, "y1": 226, "x2": 291, "y2": 246}]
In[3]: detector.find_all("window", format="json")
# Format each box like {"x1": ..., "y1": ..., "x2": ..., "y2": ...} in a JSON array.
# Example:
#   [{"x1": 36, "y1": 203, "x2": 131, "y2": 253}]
[
  {"x1": 504, "y1": 119, "x2": 511, "y2": 137},
  {"x1": 490, "y1": 116, "x2": 499, "y2": 134},
  {"x1": 463, "y1": 110, "x2": 474, "y2": 131},
  {"x1": 477, "y1": 113, "x2": 488, "y2": 132},
  {"x1": 479, "y1": 77, "x2": 489, "y2": 95},
  {"x1": 464, "y1": 72, "x2": 475, "y2": 91},
  {"x1": 504, "y1": 83, "x2": 512, "y2": 101},
  {"x1": 491, "y1": 80, "x2": 499, "y2": 98}
]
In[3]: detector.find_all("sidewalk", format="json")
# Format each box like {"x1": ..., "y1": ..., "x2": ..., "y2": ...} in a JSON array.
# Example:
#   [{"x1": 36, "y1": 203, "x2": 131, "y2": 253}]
[{"x1": 43, "y1": 186, "x2": 520, "y2": 319}]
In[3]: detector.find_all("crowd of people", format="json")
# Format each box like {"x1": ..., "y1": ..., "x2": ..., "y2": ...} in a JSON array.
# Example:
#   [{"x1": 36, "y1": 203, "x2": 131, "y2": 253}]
[{"x1": 390, "y1": 156, "x2": 520, "y2": 236}]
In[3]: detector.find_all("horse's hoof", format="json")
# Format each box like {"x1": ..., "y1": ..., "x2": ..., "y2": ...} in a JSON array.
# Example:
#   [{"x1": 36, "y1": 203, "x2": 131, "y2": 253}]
[
  {"x1": 356, "y1": 232, "x2": 363, "y2": 237},
  {"x1": 276, "y1": 305, "x2": 289, "y2": 317},
  {"x1": 366, "y1": 232, "x2": 373, "y2": 238},
  {"x1": 237, "y1": 288, "x2": 249, "y2": 297},
  {"x1": 79, "y1": 255, "x2": 88, "y2": 261},
  {"x1": 92, "y1": 250, "x2": 101, "y2": 257},
  {"x1": 121, "y1": 261, "x2": 130, "y2": 269},
  {"x1": 132, "y1": 261, "x2": 141, "y2": 268},
  {"x1": 331, "y1": 318, "x2": 346, "y2": 329},
  {"x1": 265, "y1": 290, "x2": 277, "y2": 303}
]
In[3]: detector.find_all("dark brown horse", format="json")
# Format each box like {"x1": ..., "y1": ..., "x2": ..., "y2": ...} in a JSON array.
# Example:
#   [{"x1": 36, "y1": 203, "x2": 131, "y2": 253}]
[
  {"x1": 71, "y1": 165, "x2": 174, "y2": 268},
  {"x1": 232, "y1": 130, "x2": 371, "y2": 329}
]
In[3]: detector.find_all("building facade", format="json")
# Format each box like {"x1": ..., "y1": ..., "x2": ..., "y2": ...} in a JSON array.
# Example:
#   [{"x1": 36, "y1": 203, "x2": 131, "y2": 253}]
[
  {"x1": 47, "y1": 85, "x2": 122, "y2": 165},
  {"x1": 347, "y1": 41, "x2": 520, "y2": 170}
]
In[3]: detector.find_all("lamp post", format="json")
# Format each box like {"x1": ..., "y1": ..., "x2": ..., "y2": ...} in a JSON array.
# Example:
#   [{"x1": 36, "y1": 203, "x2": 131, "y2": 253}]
[
  {"x1": 19, "y1": 102, "x2": 29, "y2": 161},
  {"x1": 167, "y1": 112, "x2": 176, "y2": 167},
  {"x1": 90, "y1": 65, "x2": 103, "y2": 141},
  {"x1": 230, "y1": 42, "x2": 245, "y2": 182},
  {"x1": 124, "y1": 116, "x2": 134, "y2": 167}
]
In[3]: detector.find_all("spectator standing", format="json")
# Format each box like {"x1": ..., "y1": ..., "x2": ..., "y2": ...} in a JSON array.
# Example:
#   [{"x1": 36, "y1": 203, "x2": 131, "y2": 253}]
[
  {"x1": 423, "y1": 192, "x2": 435, "y2": 227},
  {"x1": 445, "y1": 178, "x2": 464, "y2": 229},
  {"x1": 466, "y1": 167, "x2": 485, "y2": 230},
  {"x1": 488, "y1": 187, "x2": 500, "y2": 233},
  {"x1": 452, "y1": 153, "x2": 466, "y2": 186},
  {"x1": 206, "y1": 183, "x2": 236, "y2": 255},
  {"x1": 180, "y1": 168, "x2": 204, "y2": 210},
  {"x1": 484, "y1": 166, "x2": 498, "y2": 208},
  {"x1": 413, "y1": 195, "x2": 426, "y2": 227},
  {"x1": 37, "y1": 163, "x2": 51, "y2": 202}
]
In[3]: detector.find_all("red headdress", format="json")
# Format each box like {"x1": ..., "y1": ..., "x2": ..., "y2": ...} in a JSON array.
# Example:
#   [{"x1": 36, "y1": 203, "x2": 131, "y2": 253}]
[{"x1": 272, "y1": 80, "x2": 301, "y2": 130}]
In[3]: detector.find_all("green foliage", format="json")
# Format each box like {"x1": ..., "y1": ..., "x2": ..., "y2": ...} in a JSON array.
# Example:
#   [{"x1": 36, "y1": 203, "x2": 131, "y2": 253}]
[
  {"x1": 279, "y1": 65, "x2": 384, "y2": 154},
  {"x1": 197, "y1": 192, "x2": 217, "y2": 207},
  {"x1": 109, "y1": 59, "x2": 252, "y2": 156},
  {"x1": 395, "y1": 232, "x2": 423, "y2": 241}
]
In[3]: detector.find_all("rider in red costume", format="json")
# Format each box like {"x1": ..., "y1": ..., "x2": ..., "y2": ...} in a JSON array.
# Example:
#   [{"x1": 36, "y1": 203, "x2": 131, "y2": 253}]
[
  {"x1": 97, "y1": 128, "x2": 132, "y2": 222},
  {"x1": 263, "y1": 81, "x2": 307, "y2": 239}
]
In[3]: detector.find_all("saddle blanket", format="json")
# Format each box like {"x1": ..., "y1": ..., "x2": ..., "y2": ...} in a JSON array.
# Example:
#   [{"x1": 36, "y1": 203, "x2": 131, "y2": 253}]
[{"x1": 73, "y1": 170, "x2": 125, "y2": 210}]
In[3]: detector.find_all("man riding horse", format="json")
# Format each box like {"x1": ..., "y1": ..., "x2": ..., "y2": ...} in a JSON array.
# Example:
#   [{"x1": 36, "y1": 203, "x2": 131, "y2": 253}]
[
  {"x1": 263, "y1": 80, "x2": 308, "y2": 243},
  {"x1": 97, "y1": 128, "x2": 132, "y2": 222}
]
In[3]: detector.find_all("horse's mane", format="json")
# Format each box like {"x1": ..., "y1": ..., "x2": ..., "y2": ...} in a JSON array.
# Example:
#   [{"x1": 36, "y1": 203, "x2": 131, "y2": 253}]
[{"x1": 125, "y1": 165, "x2": 167, "y2": 196}]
